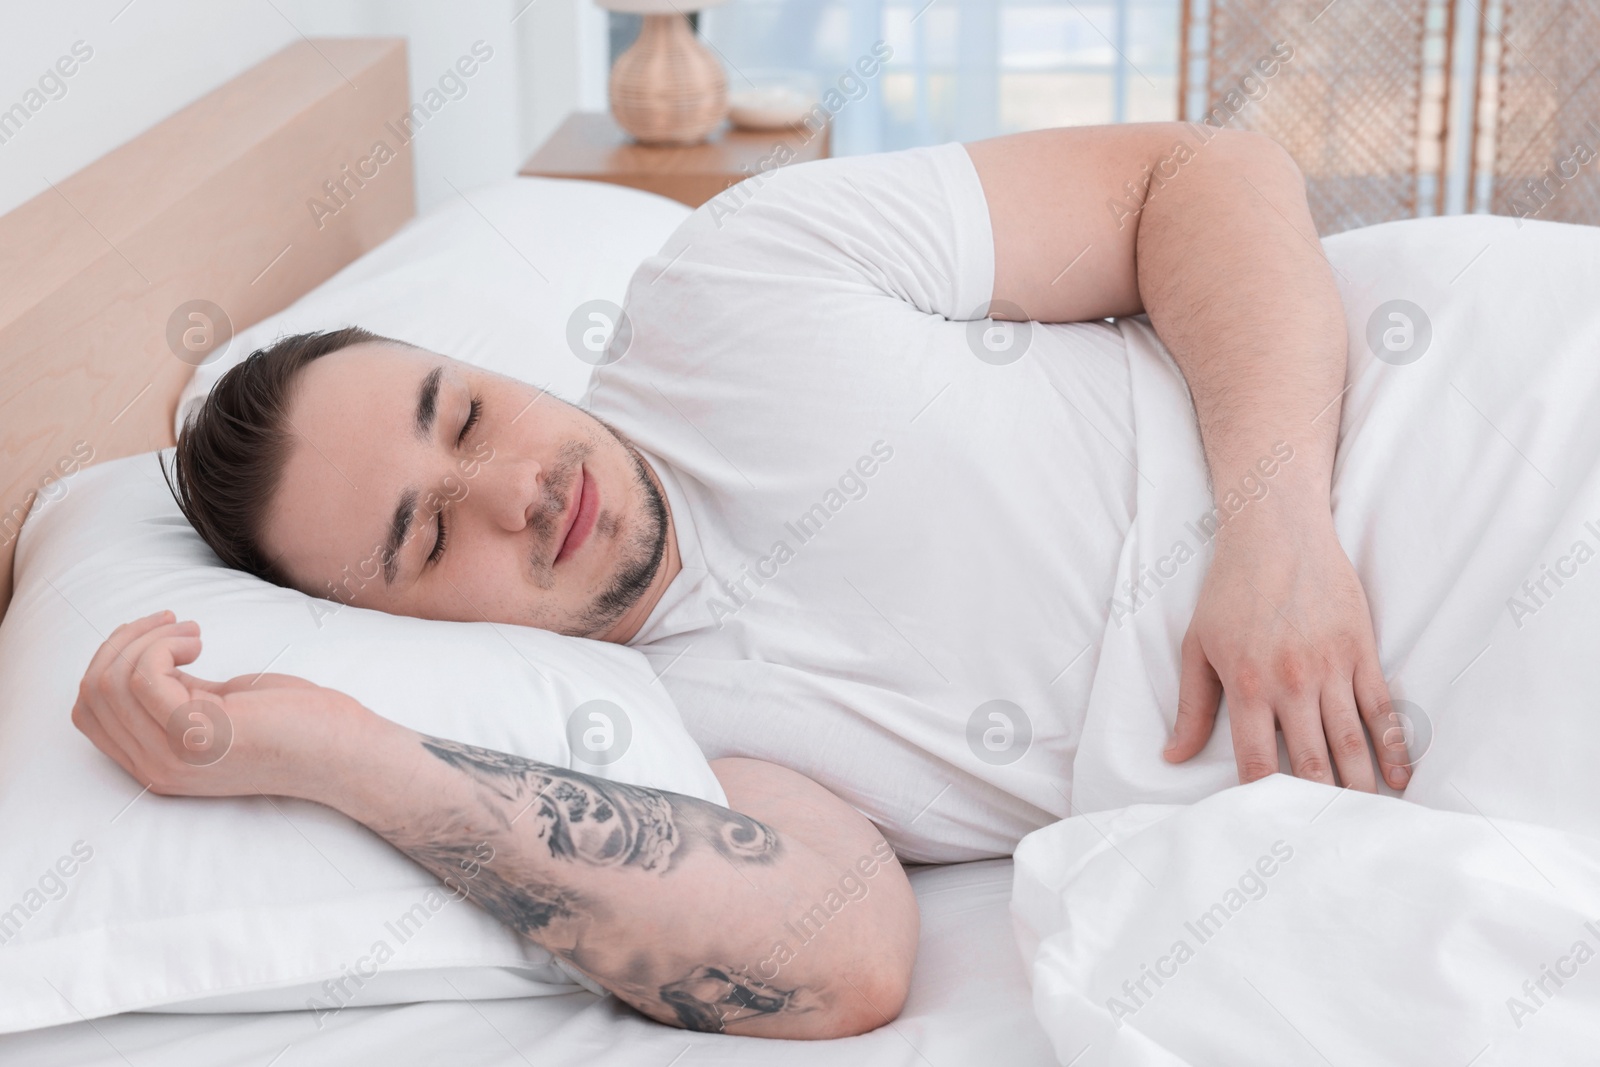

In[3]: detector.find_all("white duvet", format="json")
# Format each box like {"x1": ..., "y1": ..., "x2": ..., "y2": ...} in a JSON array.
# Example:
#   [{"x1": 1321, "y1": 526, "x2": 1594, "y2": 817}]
[{"x1": 1014, "y1": 213, "x2": 1600, "y2": 1064}]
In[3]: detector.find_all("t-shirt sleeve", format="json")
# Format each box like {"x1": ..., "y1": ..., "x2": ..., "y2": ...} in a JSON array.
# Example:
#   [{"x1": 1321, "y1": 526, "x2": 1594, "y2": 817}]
[{"x1": 630, "y1": 141, "x2": 996, "y2": 324}]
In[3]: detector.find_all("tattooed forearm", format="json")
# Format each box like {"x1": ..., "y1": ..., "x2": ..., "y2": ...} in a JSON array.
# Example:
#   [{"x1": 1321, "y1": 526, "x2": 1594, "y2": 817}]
[
  {"x1": 335, "y1": 728, "x2": 913, "y2": 1038},
  {"x1": 397, "y1": 837, "x2": 581, "y2": 936},
  {"x1": 367, "y1": 736, "x2": 822, "y2": 1033},
  {"x1": 418, "y1": 735, "x2": 780, "y2": 873}
]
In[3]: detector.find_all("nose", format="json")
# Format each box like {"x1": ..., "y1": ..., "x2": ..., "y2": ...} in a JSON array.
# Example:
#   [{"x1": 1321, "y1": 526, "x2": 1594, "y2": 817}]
[{"x1": 478, "y1": 453, "x2": 544, "y2": 533}]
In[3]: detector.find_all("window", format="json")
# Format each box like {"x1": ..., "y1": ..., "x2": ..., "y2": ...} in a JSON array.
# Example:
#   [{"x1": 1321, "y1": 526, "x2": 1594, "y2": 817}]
[{"x1": 698, "y1": 0, "x2": 1181, "y2": 154}]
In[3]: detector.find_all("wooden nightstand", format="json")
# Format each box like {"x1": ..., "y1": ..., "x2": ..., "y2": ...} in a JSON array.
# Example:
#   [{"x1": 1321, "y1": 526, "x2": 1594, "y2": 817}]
[{"x1": 519, "y1": 111, "x2": 831, "y2": 208}]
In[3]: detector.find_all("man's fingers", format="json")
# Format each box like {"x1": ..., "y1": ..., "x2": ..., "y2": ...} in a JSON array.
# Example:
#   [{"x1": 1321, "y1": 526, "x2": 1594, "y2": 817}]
[
  {"x1": 1278, "y1": 698, "x2": 1336, "y2": 786},
  {"x1": 1228, "y1": 701, "x2": 1281, "y2": 784},
  {"x1": 80, "y1": 618, "x2": 185, "y2": 727},
  {"x1": 81, "y1": 621, "x2": 197, "y2": 760},
  {"x1": 1167, "y1": 636, "x2": 1223, "y2": 763},
  {"x1": 99, "y1": 622, "x2": 194, "y2": 738},
  {"x1": 1320, "y1": 683, "x2": 1375, "y2": 792},
  {"x1": 172, "y1": 669, "x2": 229, "y2": 696},
  {"x1": 72, "y1": 698, "x2": 143, "y2": 782},
  {"x1": 75, "y1": 686, "x2": 148, "y2": 776},
  {"x1": 127, "y1": 632, "x2": 205, "y2": 748},
  {"x1": 1354, "y1": 657, "x2": 1410, "y2": 789},
  {"x1": 82, "y1": 611, "x2": 174, "y2": 698},
  {"x1": 95, "y1": 619, "x2": 190, "y2": 714}
]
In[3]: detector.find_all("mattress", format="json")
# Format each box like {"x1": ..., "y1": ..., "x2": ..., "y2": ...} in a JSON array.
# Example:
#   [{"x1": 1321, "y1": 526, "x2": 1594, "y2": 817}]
[{"x1": 0, "y1": 860, "x2": 1054, "y2": 1066}]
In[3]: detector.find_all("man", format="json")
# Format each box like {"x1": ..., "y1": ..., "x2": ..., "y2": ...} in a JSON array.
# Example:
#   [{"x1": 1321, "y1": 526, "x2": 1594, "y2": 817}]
[{"x1": 76, "y1": 123, "x2": 1408, "y2": 1035}]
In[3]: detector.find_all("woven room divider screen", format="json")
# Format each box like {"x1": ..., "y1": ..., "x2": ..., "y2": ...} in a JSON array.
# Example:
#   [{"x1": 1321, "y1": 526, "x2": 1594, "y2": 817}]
[
  {"x1": 1179, "y1": 0, "x2": 1456, "y2": 235},
  {"x1": 1471, "y1": 0, "x2": 1600, "y2": 225},
  {"x1": 1180, "y1": 0, "x2": 1600, "y2": 234}
]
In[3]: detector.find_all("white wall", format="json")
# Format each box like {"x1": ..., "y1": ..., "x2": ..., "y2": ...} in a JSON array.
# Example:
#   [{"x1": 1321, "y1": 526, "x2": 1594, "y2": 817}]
[{"x1": 0, "y1": 0, "x2": 609, "y2": 218}]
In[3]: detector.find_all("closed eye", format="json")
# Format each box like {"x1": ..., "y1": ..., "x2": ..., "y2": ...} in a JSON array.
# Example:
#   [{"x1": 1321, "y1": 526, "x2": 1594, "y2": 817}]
[
  {"x1": 427, "y1": 510, "x2": 448, "y2": 566},
  {"x1": 429, "y1": 393, "x2": 480, "y2": 568},
  {"x1": 457, "y1": 394, "x2": 482, "y2": 446}
]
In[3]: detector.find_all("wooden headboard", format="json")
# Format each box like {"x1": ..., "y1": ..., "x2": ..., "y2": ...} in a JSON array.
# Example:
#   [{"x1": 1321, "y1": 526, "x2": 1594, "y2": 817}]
[{"x1": 0, "y1": 38, "x2": 416, "y2": 621}]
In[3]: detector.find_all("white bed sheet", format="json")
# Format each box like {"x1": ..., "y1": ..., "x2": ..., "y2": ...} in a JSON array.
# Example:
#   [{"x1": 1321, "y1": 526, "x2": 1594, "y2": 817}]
[{"x1": 0, "y1": 860, "x2": 1052, "y2": 1066}]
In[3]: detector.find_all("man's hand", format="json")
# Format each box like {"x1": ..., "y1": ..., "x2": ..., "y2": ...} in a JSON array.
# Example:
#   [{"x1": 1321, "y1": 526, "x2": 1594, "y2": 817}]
[
  {"x1": 72, "y1": 609, "x2": 358, "y2": 799},
  {"x1": 1164, "y1": 511, "x2": 1410, "y2": 791}
]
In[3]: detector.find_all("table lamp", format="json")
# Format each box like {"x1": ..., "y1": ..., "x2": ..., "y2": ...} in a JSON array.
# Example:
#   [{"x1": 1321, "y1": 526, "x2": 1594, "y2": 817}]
[{"x1": 595, "y1": 0, "x2": 730, "y2": 145}]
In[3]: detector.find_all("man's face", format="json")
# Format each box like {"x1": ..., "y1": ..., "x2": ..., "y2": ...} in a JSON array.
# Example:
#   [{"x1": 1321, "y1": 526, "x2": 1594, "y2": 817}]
[{"x1": 260, "y1": 342, "x2": 670, "y2": 640}]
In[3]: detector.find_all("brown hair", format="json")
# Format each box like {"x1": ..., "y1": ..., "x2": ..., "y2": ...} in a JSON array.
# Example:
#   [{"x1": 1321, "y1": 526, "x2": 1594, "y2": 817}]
[{"x1": 163, "y1": 326, "x2": 392, "y2": 587}]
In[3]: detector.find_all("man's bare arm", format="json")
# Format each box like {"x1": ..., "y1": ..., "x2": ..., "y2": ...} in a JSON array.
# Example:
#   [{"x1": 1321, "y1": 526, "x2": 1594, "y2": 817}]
[
  {"x1": 72, "y1": 613, "x2": 919, "y2": 1039},
  {"x1": 965, "y1": 123, "x2": 1408, "y2": 791},
  {"x1": 333, "y1": 732, "x2": 918, "y2": 1037}
]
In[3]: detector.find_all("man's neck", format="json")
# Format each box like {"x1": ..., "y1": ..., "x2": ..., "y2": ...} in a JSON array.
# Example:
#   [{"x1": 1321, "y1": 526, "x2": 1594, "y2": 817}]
[{"x1": 596, "y1": 454, "x2": 680, "y2": 645}]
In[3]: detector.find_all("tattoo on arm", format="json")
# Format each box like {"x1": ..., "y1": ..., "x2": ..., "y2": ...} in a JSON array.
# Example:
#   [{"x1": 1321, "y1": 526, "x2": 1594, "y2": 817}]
[
  {"x1": 417, "y1": 735, "x2": 780, "y2": 871},
  {"x1": 373, "y1": 736, "x2": 809, "y2": 1031},
  {"x1": 395, "y1": 835, "x2": 580, "y2": 937},
  {"x1": 660, "y1": 965, "x2": 806, "y2": 1033}
]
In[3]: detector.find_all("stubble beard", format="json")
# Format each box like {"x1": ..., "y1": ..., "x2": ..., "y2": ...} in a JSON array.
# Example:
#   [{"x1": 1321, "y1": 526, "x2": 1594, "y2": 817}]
[{"x1": 532, "y1": 421, "x2": 668, "y2": 639}]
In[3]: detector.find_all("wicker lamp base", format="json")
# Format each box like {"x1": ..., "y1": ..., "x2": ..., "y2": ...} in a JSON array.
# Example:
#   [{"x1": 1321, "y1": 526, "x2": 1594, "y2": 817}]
[{"x1": 609, "y1": 14, "x2": 728, "y2": 146}]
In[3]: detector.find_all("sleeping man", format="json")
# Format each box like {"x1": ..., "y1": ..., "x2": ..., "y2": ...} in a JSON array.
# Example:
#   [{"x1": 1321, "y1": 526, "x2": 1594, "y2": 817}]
[{"x1": 74, "y1": 123, "x2": 1410, "y2": 1038}]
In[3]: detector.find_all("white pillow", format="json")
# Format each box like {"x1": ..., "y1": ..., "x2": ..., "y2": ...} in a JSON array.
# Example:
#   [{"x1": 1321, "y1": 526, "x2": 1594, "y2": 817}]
[
  {"x1": 0, "y1": 178, "x2": 712, "y2": 1034},
  {"x1": 175, "y1": 175, "x2": 692, "y2": 435},
  {"x1": 0, "y1": 452, "x2": 723, "y2": 1033}
]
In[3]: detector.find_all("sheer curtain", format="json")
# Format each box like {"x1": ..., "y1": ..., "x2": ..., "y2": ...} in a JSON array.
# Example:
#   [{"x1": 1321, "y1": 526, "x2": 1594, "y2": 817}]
[{"x1": 698, "y1": 0, "x2": 1181, "y2": 155}]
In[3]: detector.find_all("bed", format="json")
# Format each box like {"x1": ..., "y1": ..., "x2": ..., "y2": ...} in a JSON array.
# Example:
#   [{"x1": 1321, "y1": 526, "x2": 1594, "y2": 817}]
[
  {"x1": 0, "y1": 38, "x2": 1058, "y2": 1065},
  {"x1": 9, "y1": 33, "x2": 1600, "y2": 1067},
  {"x1": 2, "y1": 859, "x2": 1051, "y2": 1066}
]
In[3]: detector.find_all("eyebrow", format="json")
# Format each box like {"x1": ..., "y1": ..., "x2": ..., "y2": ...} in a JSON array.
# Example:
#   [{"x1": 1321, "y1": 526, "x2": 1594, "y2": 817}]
[{"x1": 415, "y1": 366, "x2": 443, "y2": 439}]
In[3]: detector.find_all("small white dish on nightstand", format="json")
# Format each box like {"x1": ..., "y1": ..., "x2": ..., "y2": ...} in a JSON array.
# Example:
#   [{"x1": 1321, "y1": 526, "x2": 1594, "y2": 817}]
[{"x1": 728, "y1": 70, "x2": 819, "y2": 130}]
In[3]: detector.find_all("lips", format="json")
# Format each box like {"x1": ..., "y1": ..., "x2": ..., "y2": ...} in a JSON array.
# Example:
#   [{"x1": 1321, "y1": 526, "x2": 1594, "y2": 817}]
[{"x1": 554, "y1": 466, "x2": 598, "y2": 565}]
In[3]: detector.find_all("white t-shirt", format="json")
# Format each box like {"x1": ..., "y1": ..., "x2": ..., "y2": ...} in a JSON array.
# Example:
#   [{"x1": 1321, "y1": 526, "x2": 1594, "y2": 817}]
[{"x1": 587, "y1": 143, "x2": 1138, "y2": 862}]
